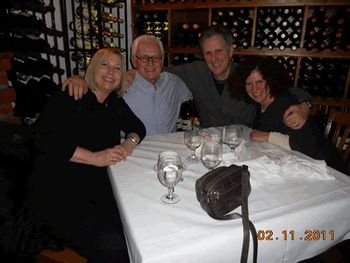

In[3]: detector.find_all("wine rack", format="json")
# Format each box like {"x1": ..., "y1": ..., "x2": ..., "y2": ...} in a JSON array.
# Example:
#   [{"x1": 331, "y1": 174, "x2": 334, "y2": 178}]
[
  {"x1": 0, "y1": 0, "x2": 69, "y2": 124},
  {"x1": 132, "y1": 0, "x2": 350, "y2": 98},
  {"x1": 65, "y1": 0, "x2": 129, "y2": 76}
]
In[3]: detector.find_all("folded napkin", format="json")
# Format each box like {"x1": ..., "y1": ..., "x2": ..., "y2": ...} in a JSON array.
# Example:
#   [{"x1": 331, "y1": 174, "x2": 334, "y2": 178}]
[
  {"x1": 280, "y1": 155, "x2": 332, "y2": 180},
  {"x1": 234, "y1": 150, "x2": 334, "y2": 181}
]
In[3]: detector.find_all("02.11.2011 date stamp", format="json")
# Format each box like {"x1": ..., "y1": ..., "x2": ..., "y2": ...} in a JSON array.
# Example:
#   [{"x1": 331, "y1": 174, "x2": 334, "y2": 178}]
[{"x1": 257, "y1": 229, "x2": 335, "y2": 241}]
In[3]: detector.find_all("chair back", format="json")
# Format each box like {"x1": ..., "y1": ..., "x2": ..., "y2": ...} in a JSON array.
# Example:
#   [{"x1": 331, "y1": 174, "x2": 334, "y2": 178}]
[
  {"x1": 311, "y1": 97, "x2": 350, "y2": 133},
  {"x1": 326, "y1": 110, "x2": 350, "y2": 162}
]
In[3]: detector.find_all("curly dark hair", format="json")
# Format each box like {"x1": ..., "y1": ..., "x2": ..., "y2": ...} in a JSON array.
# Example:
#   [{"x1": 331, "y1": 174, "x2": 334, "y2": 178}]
[{"x1": 228, "y1": 56, "x2": 292, "y2": 103}]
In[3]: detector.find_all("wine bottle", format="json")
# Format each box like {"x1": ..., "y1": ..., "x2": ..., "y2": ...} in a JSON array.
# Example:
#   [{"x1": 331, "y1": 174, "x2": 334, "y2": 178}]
[
  {"x1": 80, "y1": 0, "x2": 124, "y2": 8},
  {"x1": 70, "y1": 21, "x2": 124, "y2": 38},
  {"x1": 290, "y1": 32, "x2": 300, "y2": 41},
  {"x1": 291, "y1": 19, "x2": 302, "y2": 30},
  {"x1": 277, "y1": 42, "x2": 286, "y2": 51},
  {"x1": 71, "y1": 52, "x2": 92, "y2": 67},
  {"x1": 4, "y1": 35, "x2": 52, "y2": 53},
  {"x1": 289, "y1": 40, "x2": 299, "y2": 51},
  {"x1": 0, "y1": 13, "x2": 62, "y2": 38},
  {"x1": 281, "y1": 7, "x2": 291, "y2": 17},
  {"x1": 318, "y1": 39, "x2": 330, "y2": 51},
  {"x1": 3, "y1": 0, "x2": 54, "y2": 13},
  {"x1": 279, "y1": 19, "x2": 290, "y2": 30},
  {"x1": 304, "y1": 39, "x2": 318, "y2": 51},
  {"x1": 70, "y1": 37, "x2": 116, "y2": 49},
  {"x1": 277, "y1": 31, "x2": 288, "y2": 42},
  {"x1": 212, "y1": 9, "x2": 225, "y2": 27},
  {"x1": 173, "y1": 54, "x2": 182, "y2": 65},
  {"x1": 76, "y1": 6, "x2": 124, "y2": 23},
  {"x1": 313, "y1": 6, "x2": 327, "y2": 18},
  {"x1": 308, "y1": 26, "x2": 322, "y2": 38},
  {"x1": 286, "y1": 57, "x2": 297, "y2": 69},
  {"x1": 241, "y1": 40, "x2": 249, "y2": 49},
  {"x1": 172, "y1": 23, "x2": 190, "y2": 47},
  {"x1": 266, "y1": 31, "x2": 277, "y2": 43},
  {"x1": 179, "y1": 100, "x2": 199, "y2": 131},
  {"x1": 72, "y1": 66, "x2": 86, "y2": 77},
  {"x1": 269, "y1": 20, "x2": 278, "y2": 31}
]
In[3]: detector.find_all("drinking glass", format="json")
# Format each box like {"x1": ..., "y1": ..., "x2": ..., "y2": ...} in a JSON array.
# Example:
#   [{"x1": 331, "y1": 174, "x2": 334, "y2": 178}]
[
  {"x1": 201, "y1": 140, "x2": 222, "y2": 171},
  {"x1": 154, "y1": 151, "x2": 184, "y2": 171},
  {"x1": 157, "y1": 154, "x2": 184, "y2": 204},
  {"x1": 223, "y1": 125, "x2": 243, "y2": 152},
  {"x1": 184, "y1": 126, "x2": 203, "y2": 162}
]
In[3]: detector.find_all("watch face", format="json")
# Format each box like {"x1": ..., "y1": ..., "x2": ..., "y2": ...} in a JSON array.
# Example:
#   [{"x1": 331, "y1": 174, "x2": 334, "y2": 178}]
[{"x1": 130, "y1": 136, "x2": 138, "y2": 145}]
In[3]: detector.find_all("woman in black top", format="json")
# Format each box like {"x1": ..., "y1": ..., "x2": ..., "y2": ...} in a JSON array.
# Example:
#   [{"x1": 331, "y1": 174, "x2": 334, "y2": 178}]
[
  {"x1": 27, "y1": 48, "x2": 146, "y2": 262},
  {"x1": 228, "y1": 56, "x2": 348, "y2": 175}
]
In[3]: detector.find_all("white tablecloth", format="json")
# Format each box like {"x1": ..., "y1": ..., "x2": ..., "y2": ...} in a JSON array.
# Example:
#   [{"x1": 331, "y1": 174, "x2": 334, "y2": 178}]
[{"x1": 108, "y1": 127, "x2": 350, "y2": 263}]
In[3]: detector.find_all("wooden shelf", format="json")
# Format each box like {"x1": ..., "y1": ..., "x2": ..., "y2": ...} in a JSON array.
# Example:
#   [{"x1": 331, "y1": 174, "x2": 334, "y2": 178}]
[{"x1": 132, "y1": 0, "x2": 350, "y2": 98}]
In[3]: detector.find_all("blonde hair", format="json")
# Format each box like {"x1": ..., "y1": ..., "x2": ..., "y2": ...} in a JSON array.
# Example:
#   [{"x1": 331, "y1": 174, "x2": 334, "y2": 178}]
[{"x1": 85, "y1": 48, "x2": 126, "y2": 97}]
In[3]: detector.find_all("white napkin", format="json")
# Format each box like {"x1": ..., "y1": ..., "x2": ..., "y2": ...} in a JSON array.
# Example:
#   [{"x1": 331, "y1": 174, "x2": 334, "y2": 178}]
[
  {"x1": 234, "y1": 151, "x2": 334, "y2": 181},
  {"x1": 280, "y1": 155, "x2": 332, "y2": 180}
]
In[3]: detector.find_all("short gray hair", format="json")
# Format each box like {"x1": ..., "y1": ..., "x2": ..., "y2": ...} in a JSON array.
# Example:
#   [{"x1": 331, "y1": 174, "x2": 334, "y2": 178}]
[
  {"x1": 198, "y1": 26, "x2": 233, "y2": 53},
  {"x1": 131, "y1": 34, "x2": 165, "y2": 61}
]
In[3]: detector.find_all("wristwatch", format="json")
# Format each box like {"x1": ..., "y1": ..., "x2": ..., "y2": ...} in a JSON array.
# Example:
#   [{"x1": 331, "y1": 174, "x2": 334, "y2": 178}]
[
  {"x1": 299, "y1": 99, "x2": 313, "y2": 109},
  {"x1": 127, "y1": 135, "x2": 139, "y2": 145}
]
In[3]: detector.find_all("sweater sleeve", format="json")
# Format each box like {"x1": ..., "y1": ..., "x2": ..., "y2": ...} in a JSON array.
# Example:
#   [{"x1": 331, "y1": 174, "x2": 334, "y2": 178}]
[
  {"x1": 117, "y1": 97, "x2": 146, "y2": 141},
  {"x1": 268, "y1": 132, "x2": 291, "y2": 150},
  {"x1": 288, "y1": 87, "x2": 312, "y2": 102}
]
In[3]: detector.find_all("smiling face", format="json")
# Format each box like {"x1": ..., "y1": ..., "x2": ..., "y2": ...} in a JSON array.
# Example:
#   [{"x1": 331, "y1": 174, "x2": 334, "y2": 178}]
[
  {"x1": 131, "y1": 38, "x2": 163, "y2": 85},
  {"x1": 93, "y1": 53, "x2": 123, "y2": 101},
  {"x1": 245, "y1": 70, "x2": 273, "y2": 109},
  {"x1": 201, "y1": 35, "x2": 234, "y2": 81}
]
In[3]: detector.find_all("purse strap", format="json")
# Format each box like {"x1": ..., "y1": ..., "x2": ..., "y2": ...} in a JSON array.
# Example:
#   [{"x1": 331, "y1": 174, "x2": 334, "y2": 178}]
[
  {"x1": 240, "y1": 165, "x2": 258, "y2": 263},
  {"x1": 211, "y1": 165, "x2": 258, "y2": 263}
]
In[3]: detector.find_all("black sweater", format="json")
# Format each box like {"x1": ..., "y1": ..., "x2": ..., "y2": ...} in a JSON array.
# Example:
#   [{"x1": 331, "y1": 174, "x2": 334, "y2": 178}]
[{"x1": 254, "y1": 92, "x2": 348, "y2": 174}]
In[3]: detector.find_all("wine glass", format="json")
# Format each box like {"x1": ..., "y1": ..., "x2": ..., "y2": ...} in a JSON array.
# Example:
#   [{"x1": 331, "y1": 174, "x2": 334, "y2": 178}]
[
  {"x1": 157, "y1": 154, "x2": 184, "y2": 204},
  {"x1": 224, "y1": 125, "x2": 243, "y2": 152},
  {"x1": 184, "y1": 126, "x2": 203, "y2": 162},
  {"x1": 153, "y1": 151, "x2": 184, "y2": 171},
  {"x1": 201, "y1": 141, "x2": 222, "y2": 171}
]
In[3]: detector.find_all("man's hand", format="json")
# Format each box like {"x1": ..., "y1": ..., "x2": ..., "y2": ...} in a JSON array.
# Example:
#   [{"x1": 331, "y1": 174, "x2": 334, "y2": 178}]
[
  {"x1": 283, "y1": 102, "x2": 310, "y2": 130},
  {"x1": 125, "y1": 69, "x2": 137, "y2": 91},
  {"x1": 62, "y1": 75, "x2": 88, "y2": 100},
  {"x1": 249, "y1": 130, "x2": 269, "y2": 142}
]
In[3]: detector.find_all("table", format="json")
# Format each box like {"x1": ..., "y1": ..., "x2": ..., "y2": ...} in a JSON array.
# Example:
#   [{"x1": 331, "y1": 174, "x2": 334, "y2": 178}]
[{"x1": 108, "y1": 127, "x2": 350, "y2": 263}]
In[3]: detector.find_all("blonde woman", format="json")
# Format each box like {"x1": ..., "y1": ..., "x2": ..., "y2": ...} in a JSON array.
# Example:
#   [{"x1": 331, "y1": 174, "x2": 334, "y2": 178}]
[{"x1": 27, "y1": 48, "x2": 145, "y2": 262}]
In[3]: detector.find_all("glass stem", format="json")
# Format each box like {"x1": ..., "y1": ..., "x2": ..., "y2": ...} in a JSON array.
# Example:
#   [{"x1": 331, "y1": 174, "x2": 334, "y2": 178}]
[
  {"x1": 191, "y1": 149, "x2": 196, "y2": 158},
  {"x1": 168, "y1": 187, "x2": 174, "y2": 200}
]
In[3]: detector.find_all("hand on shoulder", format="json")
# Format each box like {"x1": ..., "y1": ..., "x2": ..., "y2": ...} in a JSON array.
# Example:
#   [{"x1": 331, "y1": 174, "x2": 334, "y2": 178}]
[{"x1": 62, "y1": 75, "x2": 88, "y2": 100}]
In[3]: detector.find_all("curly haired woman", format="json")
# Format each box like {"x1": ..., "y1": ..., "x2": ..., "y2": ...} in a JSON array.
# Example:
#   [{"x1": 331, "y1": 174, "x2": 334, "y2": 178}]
[{"x1": 228, "y1": 56, "x2": 348, "y2": 174}]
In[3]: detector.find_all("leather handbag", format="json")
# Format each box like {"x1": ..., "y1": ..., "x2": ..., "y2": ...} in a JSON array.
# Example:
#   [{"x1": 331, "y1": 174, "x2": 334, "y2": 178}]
[{"x1": 195, "y1": 164, "x2": 258, "y2": 263}]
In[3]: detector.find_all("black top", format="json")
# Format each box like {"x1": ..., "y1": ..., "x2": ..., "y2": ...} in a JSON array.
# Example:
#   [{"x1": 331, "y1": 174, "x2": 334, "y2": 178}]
[
  {"x1": 254, "y1": 92, "x2": 348, "y2": 174},
  {"x1": 28, "y1": 90, "x2": 146, "y2": 204}
]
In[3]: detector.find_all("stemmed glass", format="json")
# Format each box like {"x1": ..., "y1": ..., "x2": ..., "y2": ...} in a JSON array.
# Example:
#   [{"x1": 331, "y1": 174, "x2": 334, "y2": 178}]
[
  {"x1": 156, "y1": 153, "x2": 184, "y2": 204},
  {"x1": 201, "y1": 140, "x2": 222, "y2": 171},
  {"x1": 223, "y1": 125, "x2": 243, "y2": 152},
  {"x1": 184, "y1": 126, "x2": 203, "y2": 162}
]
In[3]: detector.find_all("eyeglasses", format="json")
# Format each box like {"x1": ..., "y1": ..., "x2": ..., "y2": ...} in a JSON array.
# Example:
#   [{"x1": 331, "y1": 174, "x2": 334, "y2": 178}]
[{"x1": 135, "y1": 55, "x2": 163, "y2": 63}]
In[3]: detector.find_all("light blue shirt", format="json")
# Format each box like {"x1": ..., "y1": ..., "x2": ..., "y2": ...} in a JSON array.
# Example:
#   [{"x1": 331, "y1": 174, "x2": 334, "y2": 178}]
[{"x1": 123, "y1": 72, "x2": 192, "y2": 135}]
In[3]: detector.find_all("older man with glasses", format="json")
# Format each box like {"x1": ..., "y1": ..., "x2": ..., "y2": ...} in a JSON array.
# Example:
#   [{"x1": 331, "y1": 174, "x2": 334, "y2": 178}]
[{"x1": 123, "y1": 34, "x2": 191, "y2": 135}]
